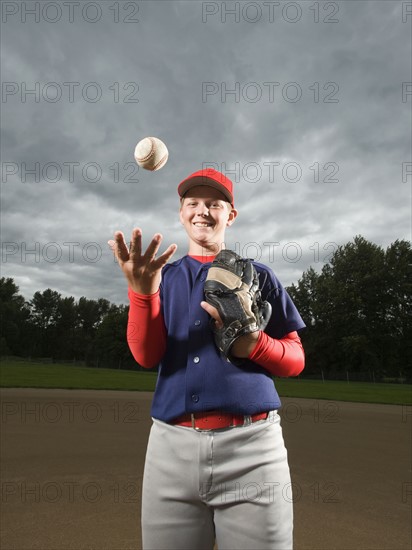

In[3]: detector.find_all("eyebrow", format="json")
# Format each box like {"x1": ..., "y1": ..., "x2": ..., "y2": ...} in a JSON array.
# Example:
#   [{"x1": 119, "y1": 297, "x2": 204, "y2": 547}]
[{"x1": 184, "y1": 197, "x2": 224, "y2": 202}]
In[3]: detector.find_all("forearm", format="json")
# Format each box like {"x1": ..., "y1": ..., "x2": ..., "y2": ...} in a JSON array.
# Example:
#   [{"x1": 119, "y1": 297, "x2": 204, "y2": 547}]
[
  {"x1": 127, "y1": 288, "x2": 167, "y2": 368},
  {"x1": 248, "y1": 330, "x2": 305, "y2": 377}
]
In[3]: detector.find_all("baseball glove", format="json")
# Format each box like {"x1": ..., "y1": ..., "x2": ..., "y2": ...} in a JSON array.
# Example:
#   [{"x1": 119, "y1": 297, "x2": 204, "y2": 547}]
[{"x1": 204, "y1": 249, "x2": 272, "y2": 364}]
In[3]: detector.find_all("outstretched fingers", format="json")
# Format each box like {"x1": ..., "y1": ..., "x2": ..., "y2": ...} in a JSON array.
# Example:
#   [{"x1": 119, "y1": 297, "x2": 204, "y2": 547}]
[
  {"x1": 143, "y1": 233, "x2": 177, "y2": 266},
  {"x1": 109, "y1": 229, "x2": 176, "y2": 271},
  {"x1": 129, "y1": 228, "x2": 142, "y2": 259},
  {"x1": 143, "y1": 233, "x2": 163, "y2": 261},
  {"x1": 107, "y1": 231, "x2": 130, "y2": 263},
  {"x1": 153, "y1": 243, "x2": 178, "y2": 269}
]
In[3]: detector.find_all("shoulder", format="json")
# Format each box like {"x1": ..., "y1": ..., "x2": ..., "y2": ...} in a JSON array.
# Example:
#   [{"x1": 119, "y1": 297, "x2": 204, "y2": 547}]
[
  {"x1": 249, "y1": 260, "x2": 305, "y2": 334},
  {"x1": 251, "y1": 260, "x2": 273, "y2": 275},
  {"x1": 162, "y1": 256, "x2": 185, "y2": 274},
  {"x1": 251, "y1": 260, "x2": 274, "y2": 275},
  {"x1": 161, "y1": 255, "x2": 202, "y2": 278},
  {"x1": 251, "y1": 260, "x2": 283, "y2": 297}
]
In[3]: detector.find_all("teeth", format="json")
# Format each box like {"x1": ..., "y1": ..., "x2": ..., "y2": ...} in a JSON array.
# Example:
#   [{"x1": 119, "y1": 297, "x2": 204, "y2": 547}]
[{"x1": 194, "y1": 223, "x2": 211, "y2": 227}]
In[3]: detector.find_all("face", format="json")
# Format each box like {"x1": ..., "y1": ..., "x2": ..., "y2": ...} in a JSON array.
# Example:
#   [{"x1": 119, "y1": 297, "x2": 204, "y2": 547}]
[{"x1": 179, "y1": 186, "x2": 238, "y2": 254}]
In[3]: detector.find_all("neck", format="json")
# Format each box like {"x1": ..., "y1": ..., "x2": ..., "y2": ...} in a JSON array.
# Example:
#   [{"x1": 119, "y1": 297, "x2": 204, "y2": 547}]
[
  {"x1": 187, "y1": 242, "x2": 225, "y2": 256},
  {"x1": 189, "y1": 254, "x2": 215, "y2": 263}
]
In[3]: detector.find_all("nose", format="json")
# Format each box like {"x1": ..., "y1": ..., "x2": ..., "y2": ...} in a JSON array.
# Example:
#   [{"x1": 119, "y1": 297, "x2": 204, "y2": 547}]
[{"x1": 195, "y1": 202, "x2": 209, "y2": 216}]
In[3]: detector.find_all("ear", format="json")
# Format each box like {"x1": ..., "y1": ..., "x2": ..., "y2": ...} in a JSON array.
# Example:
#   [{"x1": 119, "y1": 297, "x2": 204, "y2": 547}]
[
  {"x1": 226, "y1": 208, "x2": 238, "y2": 226},
  {"x1": 179, "y1": 208, "x2": 184, "y2": 225}
]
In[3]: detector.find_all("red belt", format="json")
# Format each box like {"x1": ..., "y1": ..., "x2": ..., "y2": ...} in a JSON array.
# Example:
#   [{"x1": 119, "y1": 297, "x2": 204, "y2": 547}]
[{"x1": 171, "y1": 410, "x2": 269, "y2": 431}]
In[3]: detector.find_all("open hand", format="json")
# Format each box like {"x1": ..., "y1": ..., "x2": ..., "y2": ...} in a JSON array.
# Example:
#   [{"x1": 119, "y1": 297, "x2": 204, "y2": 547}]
[{"x1": 108, "y1": 228, "x2": 177, "y2": 295}]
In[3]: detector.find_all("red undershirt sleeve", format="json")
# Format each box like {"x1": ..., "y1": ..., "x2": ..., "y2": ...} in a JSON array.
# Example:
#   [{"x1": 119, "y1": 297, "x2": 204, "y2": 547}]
[
  {"x1": 248, "y1": 330, "x2": 305, "y2": 377},
  {"x1": 127, "y1": 287, "x2": 167, "y2": 369}
]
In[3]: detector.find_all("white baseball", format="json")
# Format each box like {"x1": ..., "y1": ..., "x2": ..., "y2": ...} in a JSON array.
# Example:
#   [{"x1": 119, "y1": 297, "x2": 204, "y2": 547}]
[{"x1": 134, "y1": 137, "x2": 169, "y2": 171}]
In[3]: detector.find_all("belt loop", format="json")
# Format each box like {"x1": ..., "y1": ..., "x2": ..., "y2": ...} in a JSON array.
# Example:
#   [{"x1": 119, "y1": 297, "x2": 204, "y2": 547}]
[
  {"x1": 243, "y1": 415, "x2": 252, "y2": 426},
  {"x1": 191, "y1": 413, "x2": 196, "y2": 429}
]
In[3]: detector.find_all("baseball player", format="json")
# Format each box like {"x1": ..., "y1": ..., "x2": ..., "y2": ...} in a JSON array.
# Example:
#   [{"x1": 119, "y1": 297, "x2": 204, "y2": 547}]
[{"x1": 108, "y1": 168, "x2": 306, "y2": 550}]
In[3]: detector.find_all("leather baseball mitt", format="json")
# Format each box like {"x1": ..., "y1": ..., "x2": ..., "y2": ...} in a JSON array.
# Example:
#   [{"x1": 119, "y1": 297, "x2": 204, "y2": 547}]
[{"x1": 204, "y1": 249, "x2": 272, "y2": 364}]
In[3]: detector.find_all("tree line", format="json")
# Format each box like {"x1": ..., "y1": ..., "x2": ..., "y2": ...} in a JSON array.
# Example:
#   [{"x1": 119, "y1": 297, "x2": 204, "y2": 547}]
[
  {"x1": 1, "y1": 235, "x2": 411, "y2": 381},
  {"x1": 287, "y1": 236, "x2": 411, "y2": 381},
  {"x1": 0, "y1": 281, "x2": 136, "y2": 370}
]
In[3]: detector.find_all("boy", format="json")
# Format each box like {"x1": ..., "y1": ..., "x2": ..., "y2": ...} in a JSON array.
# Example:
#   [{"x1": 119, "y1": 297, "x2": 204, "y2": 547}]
[{"x1": 108, "y1": 168, "x2": 305, "y2": 550}]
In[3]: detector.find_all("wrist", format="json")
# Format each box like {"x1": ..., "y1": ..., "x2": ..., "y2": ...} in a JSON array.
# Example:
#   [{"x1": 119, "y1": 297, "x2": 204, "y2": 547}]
[
  {"x1": 128, "y1": 278, "x2": 159, "y2": 296},
  {"x1": 231, "y1": 331, "x2": 260, "y2": 358},
  {"x1": 128, "y1": 284, "x2": 159, "y2": 296},
  {"x1": 135, "y1": 286, "x2": 158, "y2": 296}
]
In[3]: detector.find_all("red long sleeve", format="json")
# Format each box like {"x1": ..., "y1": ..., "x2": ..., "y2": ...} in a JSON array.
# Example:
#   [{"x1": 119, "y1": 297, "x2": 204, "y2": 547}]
[
  {"x1": 127, "y1": 288, "x2": 167, "y2": 369},
  {"x1": 248, "y1": 330, "x2": 305, "y2": 377}
]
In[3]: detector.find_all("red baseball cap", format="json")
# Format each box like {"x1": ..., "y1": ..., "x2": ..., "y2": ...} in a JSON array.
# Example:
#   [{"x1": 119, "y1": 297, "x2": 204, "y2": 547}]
[{"x1": 178, "y1": 168, "x2": 234, "y2": 206}]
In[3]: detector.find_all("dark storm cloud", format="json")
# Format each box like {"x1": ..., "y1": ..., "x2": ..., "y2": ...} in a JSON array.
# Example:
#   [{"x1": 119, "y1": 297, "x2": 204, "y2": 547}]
[{"x1": 1, "y1": 0, "x2": 411, "y2": 305}]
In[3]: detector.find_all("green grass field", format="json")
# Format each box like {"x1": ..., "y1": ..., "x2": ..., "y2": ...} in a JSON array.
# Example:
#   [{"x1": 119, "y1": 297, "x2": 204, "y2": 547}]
[
  {"x1": 0, "y1": 359, "x2": 157, "y2": 392},
  {"x1": 0, "y1": 359, "x2": 411, "y2": 405}
]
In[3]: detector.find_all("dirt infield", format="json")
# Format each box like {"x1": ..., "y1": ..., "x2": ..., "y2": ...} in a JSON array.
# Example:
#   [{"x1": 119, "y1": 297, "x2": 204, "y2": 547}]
[{"x1": 1, "y1": 388, "x2": 411, "y2": 550}]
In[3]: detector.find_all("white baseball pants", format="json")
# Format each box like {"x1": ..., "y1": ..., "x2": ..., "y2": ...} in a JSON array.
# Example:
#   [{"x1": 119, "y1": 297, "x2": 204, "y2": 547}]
[{"x1": 141, "y1": 410, "x2": 294, "y2": 550}]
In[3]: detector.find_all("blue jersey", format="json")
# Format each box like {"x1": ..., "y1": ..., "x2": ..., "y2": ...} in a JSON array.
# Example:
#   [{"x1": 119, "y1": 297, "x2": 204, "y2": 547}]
[{"x1": 151, "y1": 255, "x2": 305, "y2": 422}]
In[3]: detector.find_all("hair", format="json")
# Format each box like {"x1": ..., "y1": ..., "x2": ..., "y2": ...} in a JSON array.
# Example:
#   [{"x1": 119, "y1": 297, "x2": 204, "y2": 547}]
[{"x1": 179, "y1": 196, "x2": 233, "y2": 211}]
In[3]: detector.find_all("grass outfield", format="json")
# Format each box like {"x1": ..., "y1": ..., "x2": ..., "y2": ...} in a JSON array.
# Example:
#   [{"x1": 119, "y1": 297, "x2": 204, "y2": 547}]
[
  {"x1": 0, "y1": 360, "x2": 157, "y2": 392},
  {"x1": 275, "y1": 378, "x2": 411, "y2": 405},
  {"x1": 0, "y1": 359, "x2": 411, "y2": 405}
]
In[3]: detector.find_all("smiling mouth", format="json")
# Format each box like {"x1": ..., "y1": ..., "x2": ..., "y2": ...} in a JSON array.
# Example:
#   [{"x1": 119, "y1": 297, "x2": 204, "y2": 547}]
[{"x1": 193, "y1": 222, "x2": 213, "y2": 227}]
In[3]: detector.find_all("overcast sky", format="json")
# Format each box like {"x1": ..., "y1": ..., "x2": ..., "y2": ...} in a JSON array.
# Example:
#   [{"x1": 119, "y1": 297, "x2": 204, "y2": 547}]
[{"x1": 2, "y1": 0, "x2": 411, "y2": 306}]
